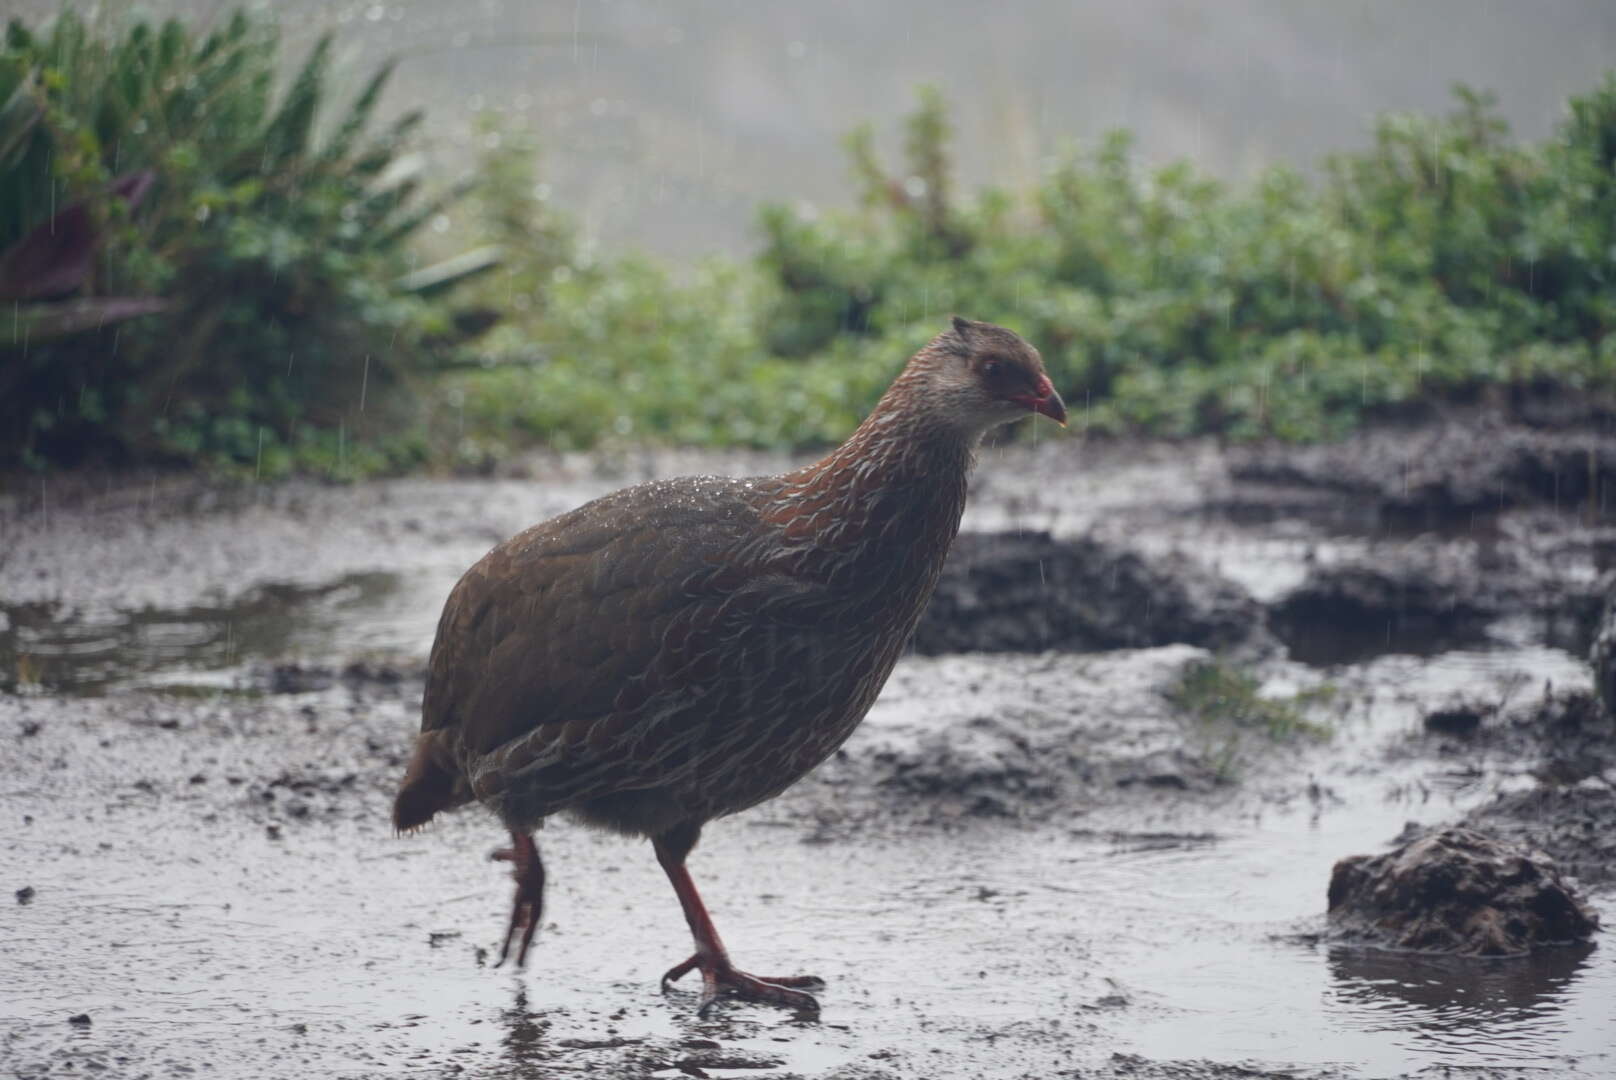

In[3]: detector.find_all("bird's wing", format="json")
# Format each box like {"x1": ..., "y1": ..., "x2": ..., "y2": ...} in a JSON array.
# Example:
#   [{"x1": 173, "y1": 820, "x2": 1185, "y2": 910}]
[{"x1": 419, "y1": 476, "x2": 824, "y2": 796}]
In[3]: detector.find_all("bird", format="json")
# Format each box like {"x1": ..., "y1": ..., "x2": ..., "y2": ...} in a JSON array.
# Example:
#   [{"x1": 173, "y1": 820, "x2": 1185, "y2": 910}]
[{"x1": 392, "y1": 316, "x2": 1066, "y2": 1016}]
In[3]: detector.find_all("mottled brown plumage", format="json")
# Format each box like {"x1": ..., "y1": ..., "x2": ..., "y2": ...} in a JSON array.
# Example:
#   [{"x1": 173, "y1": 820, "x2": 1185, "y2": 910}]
[{"x1": 393, "y1": 316, "x2": 1065, "y2": 1015}]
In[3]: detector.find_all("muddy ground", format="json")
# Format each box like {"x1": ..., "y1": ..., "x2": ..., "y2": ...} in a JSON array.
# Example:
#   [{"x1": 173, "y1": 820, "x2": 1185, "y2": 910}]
[{"x1": 3, "y1": 422, "x2": 1614, "y2": 1079}]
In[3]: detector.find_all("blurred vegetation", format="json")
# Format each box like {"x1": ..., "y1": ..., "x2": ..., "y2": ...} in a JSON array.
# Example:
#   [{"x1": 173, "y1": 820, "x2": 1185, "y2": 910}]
[
  {"x1": 459, "y1": 75, "x2": 1616, "y2": 455},
  {"x1": 4, "y1": 6, "x2": 1614, "y2": 474},
  {"x1": 0, "y1": 9, "x2": 492, "y2": 474}
]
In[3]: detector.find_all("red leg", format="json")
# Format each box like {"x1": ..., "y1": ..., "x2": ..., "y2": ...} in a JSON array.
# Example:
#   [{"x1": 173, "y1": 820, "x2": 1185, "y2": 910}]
[
  {"x1": 653, "y1": 827, "x2": 823, "y2": 1017},
  {"x1": 490, "y1": 831, "x2": 544, "y2": 967}
]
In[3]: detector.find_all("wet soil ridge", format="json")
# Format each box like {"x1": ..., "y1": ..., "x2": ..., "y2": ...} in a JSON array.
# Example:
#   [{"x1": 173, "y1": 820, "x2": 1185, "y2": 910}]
[
  {"x1": 1272, "y1": 541, "x2": 1604, "y2": 666},
  {"x1": 1233, "y1": 414, "x2": 1616, "y2": 531},
  {"x1": 914, "y1": 530, "x2": 1268, "y2": 657},
  {"x1": 1415, "y1": 683, "x2": 1616, "y2": 889},
  {"x1": 1327, "y1": 826, "x2": 1599, "y2": 956}
]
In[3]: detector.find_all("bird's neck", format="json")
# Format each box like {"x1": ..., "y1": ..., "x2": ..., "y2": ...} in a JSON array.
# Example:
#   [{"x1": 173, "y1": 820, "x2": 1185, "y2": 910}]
[
  {"x1": 813, "y1": 383, "x2": 978, "y2": 501},
  {"x1": 770, "y1": 375, "x2": 978, "y2": 583}
]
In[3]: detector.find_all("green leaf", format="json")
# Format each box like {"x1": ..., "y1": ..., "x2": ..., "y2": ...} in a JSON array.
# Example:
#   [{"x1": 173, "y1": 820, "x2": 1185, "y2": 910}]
[
  {"x1": 259, "y1": 33, "x2": 330, "y2": 167},
  {"x1": 320, "y1": 58, "x2": 393, "y2": 164},
  {"x1": 0, "y1": 64, "x2": 42, "y2": 170},
  {"x1": 395, "y1": 245, "x2": 503, "y2": 297}
]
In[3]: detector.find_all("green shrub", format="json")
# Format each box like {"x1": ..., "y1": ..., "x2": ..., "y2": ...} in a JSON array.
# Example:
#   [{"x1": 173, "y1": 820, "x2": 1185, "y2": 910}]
[{"x1": 744, "y1": 78, "x2": 1616, "y2": 443}]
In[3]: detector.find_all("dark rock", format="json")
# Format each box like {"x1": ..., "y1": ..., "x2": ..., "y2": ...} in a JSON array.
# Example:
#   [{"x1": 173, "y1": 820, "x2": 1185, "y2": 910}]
[
  {"x1": 1327, "y1": 826, "x2": 1598, "y2": 955},
  {"x1": 914, "y1": 530, "x2": 1267, "y2": 656},
  {"x1": 16, "y1": 885, "x2": 34, "y2": 904}
]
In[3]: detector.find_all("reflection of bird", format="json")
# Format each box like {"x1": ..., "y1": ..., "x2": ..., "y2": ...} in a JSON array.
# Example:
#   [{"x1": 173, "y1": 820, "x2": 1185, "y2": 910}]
[{"x1": 393, "y1": 317, "x2": 1066, "y2": 1015}]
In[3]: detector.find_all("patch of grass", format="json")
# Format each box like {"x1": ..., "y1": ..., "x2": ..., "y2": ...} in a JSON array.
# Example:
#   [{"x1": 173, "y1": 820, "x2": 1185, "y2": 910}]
[{"x1": 1166, "y1": 658, "x2": 1335, "y2": 781}]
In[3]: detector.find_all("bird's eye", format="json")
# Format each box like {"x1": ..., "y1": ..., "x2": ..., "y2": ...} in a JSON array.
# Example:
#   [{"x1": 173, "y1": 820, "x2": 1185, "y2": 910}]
[{"x1": 982, "y1": 360, "x2": 1002, "y2": 378}]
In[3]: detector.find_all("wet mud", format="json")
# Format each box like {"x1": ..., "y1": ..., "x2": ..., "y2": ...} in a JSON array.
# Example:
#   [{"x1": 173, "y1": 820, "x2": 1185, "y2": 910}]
[
  {"x1": 4, "y1": 423, "x2": 1616, "y2": 1079},
  {"x1": 1231, "y1": 409, "x2": 1616, "y2": 530},
  {"x1": 1269, "y1": 534, "x2": 1604, "y2": 665}
]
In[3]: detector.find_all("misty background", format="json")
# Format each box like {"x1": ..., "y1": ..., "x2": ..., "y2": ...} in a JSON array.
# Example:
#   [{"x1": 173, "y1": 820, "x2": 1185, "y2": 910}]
[{"x1": 19, "y1": 0, "x2": 1616, "y2": 258}]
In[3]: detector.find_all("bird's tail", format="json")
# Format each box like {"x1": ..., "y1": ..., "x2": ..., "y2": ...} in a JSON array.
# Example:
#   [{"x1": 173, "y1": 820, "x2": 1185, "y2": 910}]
[{"x1": 392, "y1": 730, "x2": 467, "y2": 833}]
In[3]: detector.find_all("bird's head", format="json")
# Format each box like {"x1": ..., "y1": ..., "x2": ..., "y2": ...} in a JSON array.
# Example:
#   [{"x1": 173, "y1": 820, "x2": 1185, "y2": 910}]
[{"x1": 918, "y1": 316, "x2": 1067, "y2": 436}]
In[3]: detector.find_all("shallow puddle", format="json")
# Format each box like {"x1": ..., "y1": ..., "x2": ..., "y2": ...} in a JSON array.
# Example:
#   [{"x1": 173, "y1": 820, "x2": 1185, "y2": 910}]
[{"x1": 1, "y1": 569, "x2": 452, "y2": 695}]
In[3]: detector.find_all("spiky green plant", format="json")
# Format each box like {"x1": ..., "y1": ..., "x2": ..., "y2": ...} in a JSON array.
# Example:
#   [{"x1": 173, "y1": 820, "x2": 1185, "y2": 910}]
[{"x1": 0, "y1": 9, "x2": 495, "y2": 472}]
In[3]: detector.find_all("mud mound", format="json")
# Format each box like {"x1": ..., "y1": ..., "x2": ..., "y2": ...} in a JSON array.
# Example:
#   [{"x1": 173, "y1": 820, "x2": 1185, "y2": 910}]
[
  {"x1": 1464, "y1": 786, "x2": 1616, "y2": 889},
  {"x1": 914, "y1": 531, "x2": 1267, "y2": 656},
  {"x1": 1500, "y1": 691, "x2": 1616, "y2": 786},
  {"x1": 1415, "y1": 685, "x2": 1616, "y2": 784},
  {"x1": 1272, "y1": 543, "x2": 1603, "y2": 665},
  {"x1": 813, "y1": 647, "x2": 1273, "y2": 829},
  {"x1": 861, "y1": 714, "x2": 1057, "y2": 818},
  {"x1": 1233, "y1": 417, "x2": 1616, "y2": 529},
  {"x1": 1326, "y1": 826, "x2": 1599, "y2": 955}
]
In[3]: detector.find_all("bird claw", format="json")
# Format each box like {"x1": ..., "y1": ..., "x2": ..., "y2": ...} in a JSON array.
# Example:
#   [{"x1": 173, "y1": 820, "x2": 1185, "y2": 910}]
[
  {"x1": 660, "y1": 953, "x2": 824, "y2": 1017},
  {"x1": 491, "y1": 834, "x2": 545, "y2": 968}
]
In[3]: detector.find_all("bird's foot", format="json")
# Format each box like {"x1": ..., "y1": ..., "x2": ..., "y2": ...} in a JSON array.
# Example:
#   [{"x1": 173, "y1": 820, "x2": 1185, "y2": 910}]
[
  {"x1": 661, "y1": 952, "x2": 824, "y2": 1018},
  {"x1": 490, "y1": 832, "x2": 545, "y2": 968}
]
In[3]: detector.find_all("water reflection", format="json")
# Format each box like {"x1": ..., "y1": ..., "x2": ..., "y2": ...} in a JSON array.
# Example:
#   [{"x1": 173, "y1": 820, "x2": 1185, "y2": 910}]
[
  {"x1": 500, "y1": 989, "x2": 552, "y2": 1069},
  {"x1": 0, "y1": 571, "x2": 405, "y2": 693},
  {"x1": 1327, "y1": 944, "x2": 1598, "y2": 1061}
]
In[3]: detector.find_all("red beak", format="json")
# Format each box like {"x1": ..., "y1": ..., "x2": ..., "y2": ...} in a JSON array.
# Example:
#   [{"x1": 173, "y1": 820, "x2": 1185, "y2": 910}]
[{"x1": 1011, "y1": 376, "x2": 1068, "y2": 427}]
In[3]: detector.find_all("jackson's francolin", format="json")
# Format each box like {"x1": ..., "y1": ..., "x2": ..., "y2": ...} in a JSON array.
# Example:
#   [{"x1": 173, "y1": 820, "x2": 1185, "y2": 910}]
[{"x1": 393, "y1": 316, "x2": 1066, "y2": 1015}]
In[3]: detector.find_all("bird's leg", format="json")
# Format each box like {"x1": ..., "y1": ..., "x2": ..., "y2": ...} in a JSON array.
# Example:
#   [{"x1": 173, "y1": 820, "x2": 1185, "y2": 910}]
[
  {"x1": 653, "y1": 824, "x2": 824, "y2": 1018},
  {"x1": 490, "y1": 830, "x2": 545, "y2": 967}
]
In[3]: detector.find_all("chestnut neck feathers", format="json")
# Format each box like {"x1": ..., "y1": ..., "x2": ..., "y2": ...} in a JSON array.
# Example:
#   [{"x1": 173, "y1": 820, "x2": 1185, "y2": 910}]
[{"x1": 757, "y1": 334, "x2": 989, "y2": 614}]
